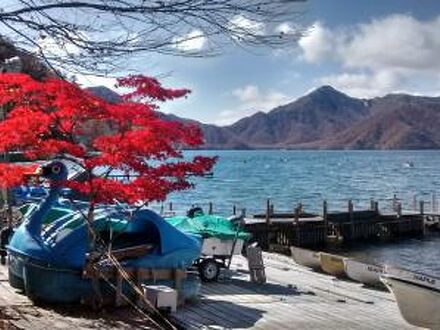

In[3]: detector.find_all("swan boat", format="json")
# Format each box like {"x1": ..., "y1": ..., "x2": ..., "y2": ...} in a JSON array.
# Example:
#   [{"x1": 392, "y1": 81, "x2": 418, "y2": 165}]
[
  {"x1": 381, "y1": 268, "x2": 440, "y2": 329},
  {"x1": 290, "y1": 246, "x2": 321, "y2": 270},
  {"x1": 343, "y1": 259, "x2": 385, "y2": 286},
  {"x1": 7, "y1": 161, "x2": 202, "y2": 304}
]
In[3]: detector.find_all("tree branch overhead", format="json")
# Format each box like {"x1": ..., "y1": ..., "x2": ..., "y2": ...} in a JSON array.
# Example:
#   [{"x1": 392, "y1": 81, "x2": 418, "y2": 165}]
[{"x1": 0, "y1": 0, "x2": 305, "y2": 75}]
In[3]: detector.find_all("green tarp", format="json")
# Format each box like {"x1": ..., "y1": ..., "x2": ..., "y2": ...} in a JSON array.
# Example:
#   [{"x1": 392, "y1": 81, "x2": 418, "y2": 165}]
[{"x1": 165, "y1": 214, "x2": 249, "y2": 240}]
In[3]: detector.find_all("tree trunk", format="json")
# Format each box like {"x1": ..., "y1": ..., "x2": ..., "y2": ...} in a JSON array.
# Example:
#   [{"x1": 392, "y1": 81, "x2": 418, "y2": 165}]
[{"x1": 85, "y1": 202, "x2": 103, "y2": 309}]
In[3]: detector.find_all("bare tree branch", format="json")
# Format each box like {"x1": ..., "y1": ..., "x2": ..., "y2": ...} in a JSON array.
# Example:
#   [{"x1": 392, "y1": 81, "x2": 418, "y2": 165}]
[{"x1": 0, "y1": 0, "x2": 305, "y2": 76}]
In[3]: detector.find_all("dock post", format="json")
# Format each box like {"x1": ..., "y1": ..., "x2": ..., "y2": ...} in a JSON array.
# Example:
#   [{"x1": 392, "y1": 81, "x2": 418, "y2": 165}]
[
  {"x1": 419, "y1": 200, "x2": 424, "y2": 215},
  {"x1": 348, "y1": 200, "x2": 354, "y2": 240},
  {"x1": 294, "y1": 205, "x2": 300, "y2": 246},
  {"x1": 265, "y1": 199, "x2": 271, "y2": 225},
  {"x1": 392, "y1": 194, "x2": 397, "y2": 212},
  {"x1": 294, "y1": 205, "x2": 300, "y2": 225},
  {"x1": 208, "y1": 202, "x2": 213, "y2": 215},
  {"x1": 323, "y1": 200, "x2": 328, "y2": 236},
  {"x1": 265, "y1": 199, "x2": 271, "y2": 250},
  {"x1": 169, "y1": 202, "x2": 173, "y2": 212},
  {"x1": 397, "y1": 202, "x2": 402, "y2": 218},
  {"x1": 348, "y1": 200, "x2": 354, "y2": 219},
  {"x1": 233, "y1": 204, "x2": 236, "y2": 215},
  {"x1": 432, "y1": 192, "x2": 436, "y2": 213}
]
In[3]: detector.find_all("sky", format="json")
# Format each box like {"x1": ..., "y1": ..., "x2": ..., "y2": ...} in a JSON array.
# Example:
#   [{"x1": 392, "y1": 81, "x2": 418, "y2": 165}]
[{"x1": 75, "y1": 0, "x2": 440, "y2": 126}]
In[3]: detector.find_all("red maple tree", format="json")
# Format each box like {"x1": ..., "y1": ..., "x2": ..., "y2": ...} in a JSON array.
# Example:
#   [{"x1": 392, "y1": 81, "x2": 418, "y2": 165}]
[{"x1": 0, "y1": 73, "x2": 217, "y2": 206}]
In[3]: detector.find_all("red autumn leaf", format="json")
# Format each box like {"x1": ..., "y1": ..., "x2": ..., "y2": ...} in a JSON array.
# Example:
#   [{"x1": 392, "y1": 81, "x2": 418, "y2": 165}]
[{"x1": 0, "y1": 73, "x2": 216, "y2": 204}]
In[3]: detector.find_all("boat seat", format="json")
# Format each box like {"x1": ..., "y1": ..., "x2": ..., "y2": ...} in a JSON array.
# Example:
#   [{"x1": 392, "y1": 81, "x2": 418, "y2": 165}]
[{"x1": 110, "y1": 243, "x2": 155, "y2": 261}]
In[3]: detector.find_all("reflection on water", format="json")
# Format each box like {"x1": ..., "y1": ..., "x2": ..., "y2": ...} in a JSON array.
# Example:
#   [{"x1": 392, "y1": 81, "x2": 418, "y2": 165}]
[{"x1": 161, "y1": 150, "x2": 440, "y2": 275}]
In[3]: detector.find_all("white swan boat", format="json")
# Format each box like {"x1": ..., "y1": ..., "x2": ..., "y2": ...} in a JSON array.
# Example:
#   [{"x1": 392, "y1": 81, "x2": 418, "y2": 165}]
[
  {"x1": 343, "y1": 259, "x2": 385, "y2": 285},
  {"x1": 381, "y1": 268, "x2": 440, "y2": 329},
  {"x1": 290, "y1": 246, "x2": 321, "y2": 270}
]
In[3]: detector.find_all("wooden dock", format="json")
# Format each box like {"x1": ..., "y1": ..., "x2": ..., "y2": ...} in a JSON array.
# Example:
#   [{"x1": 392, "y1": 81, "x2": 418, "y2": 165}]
[
  {"x1": 0, "y1": 252, "x2": 423, "y2": 329},
  {"x1": 172, "y1": 253, "x2": 421, "y2": 330},
  {"x1": 244, "y1": 199, "x2": 426, "y2": 253},
  {"x1": 0, "y1": 264, "x2": 157, "y2": 329}
]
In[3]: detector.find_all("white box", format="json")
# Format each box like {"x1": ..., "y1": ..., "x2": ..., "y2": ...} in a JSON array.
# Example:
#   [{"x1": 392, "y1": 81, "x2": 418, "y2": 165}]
[{"x1": 143, "y1": 285, "x2": 177, "y2": 312}]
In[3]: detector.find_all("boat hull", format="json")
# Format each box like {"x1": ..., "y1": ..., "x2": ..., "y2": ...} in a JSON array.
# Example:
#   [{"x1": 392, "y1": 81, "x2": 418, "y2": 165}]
[
  {"x1": 23, "y1": 261, "x2": 90, "y2": 303},
  {"x1": 17, "y1": 258, "x2": 200, "y2": 304},
  {"x1": 290, "y1": 246, "x2": 321, "y2": 270},
  {"x1": 320, "y1": 252, "x2": 346, "y2": 277},
  {"x1": 343, "y1": 259, "x2": 385, "y2": 285},
  {"x1": 381, "y1": 275, "x2": 440, "y2": 329},
  {"x1": 8, "y1": 252, "x2": 26, "y2": 290}
]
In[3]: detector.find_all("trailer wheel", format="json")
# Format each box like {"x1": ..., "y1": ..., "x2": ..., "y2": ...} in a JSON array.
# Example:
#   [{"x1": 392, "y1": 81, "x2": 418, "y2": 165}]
[{"x1": 198, "y1": 259, "x2": 220, "y2": 282}]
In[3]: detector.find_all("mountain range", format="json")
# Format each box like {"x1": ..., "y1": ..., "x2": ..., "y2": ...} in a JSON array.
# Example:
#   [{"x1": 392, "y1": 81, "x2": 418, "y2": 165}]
[
  {"x1": 88, "y1": 85, "x2": 440, "y2": 150},
  {"x1": 2, "y1": 38, "x2": 439, "y2": 150}
]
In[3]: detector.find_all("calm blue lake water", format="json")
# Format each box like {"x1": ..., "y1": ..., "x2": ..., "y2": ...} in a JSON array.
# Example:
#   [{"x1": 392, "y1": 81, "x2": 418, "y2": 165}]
[
  {"x1": 165, "y1": 150, "x2": 440, "y2": 214},
  {"x1": 161, "y1": 150, "x2": 440, "y2": 275}
]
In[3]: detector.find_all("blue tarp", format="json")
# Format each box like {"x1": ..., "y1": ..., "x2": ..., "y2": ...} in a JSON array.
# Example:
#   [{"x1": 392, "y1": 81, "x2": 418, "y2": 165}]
[{"x1": 9, "y1": 205, "x2": 201, "y2": 270}]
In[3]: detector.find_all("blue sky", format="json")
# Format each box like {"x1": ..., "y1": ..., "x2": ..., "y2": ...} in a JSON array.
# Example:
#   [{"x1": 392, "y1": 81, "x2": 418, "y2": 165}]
[{"x1": 78, "y1": 0, "x2": 440, "y2": 126}]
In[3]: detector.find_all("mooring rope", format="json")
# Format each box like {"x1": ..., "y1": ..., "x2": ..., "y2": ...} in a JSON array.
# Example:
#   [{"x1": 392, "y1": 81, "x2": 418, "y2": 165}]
[
  {"x1": 97, "y1": 251, "x2": 178, "y2": 330},
  {"x1": 67, "y1": 198, "x2": 178, "y2": 330},
  {"x1": 94, "y1": 264, "x2": 168, "y2": 330}
]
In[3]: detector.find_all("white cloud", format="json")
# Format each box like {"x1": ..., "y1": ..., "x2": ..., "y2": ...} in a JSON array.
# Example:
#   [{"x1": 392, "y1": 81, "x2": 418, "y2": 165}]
[
  {"x1": 232, "y1": 85, "x2": 260, "y2": 102},
  {"x1": 38, "y1": 36, "x2": 81, "y2": 57},
  {"x1": 74, "y1": 74, "x2": 117, "y2": 89},
  {"x1": 298, "y1": 22, "x2": 335, "y2": 63},
  {"x1": 216, "y1": 84, "x2": 290, "y2": 125},
  {"x1": 275, "y1": 22, "x2": 296, "y2": 35},
  {"x1": 229, "y1": 15, "x2": 266, "y2": 40},
  {"x1": 173, "y1": 29, "x2": 206, "y2": 52},
  {"x1": 320, "y1": 71, "x2": 403, "y2": 98},
  {"x1": 298, "y1": 15, "x2": 440, "y2": 97}
]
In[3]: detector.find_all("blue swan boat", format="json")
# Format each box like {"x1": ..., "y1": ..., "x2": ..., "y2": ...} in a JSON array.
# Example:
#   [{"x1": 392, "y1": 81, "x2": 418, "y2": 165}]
[{"x1": 7, "y1": 161, "x2": 202, "y2": 303}]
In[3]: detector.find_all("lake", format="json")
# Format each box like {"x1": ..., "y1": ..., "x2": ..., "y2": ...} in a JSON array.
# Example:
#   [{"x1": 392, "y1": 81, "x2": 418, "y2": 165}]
[
  {"x1": 164, "y1": 150, "x2": 440, "y2": 214},
  {"x1": 160, "y1": 150, "x2": 440, "y2": 276}
]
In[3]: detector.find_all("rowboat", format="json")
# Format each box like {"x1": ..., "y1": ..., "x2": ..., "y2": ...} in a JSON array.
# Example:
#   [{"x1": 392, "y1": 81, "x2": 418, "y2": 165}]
[
  {"x1": 381, "y1": 268, "x2": 440, "y2": 329},
  {"x1": 343, "y1": 259, "x2": 385, "y2": 285},
  {"x1": 319, "y1": 252, "x2": 346, "y2": 277},
  {"x1": 290, "y1": 246, "x2": 321, "y2": 270}
]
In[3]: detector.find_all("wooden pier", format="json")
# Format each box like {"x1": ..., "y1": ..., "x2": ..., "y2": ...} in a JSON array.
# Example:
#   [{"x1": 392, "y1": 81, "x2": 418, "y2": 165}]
[
  {"x1": 0, "y1": 252, "x2": 420, "y2": 330},
  {"x1": 244, "y1": 199, "x2": 426, "y2": 253},
  {"x1": 0, "y1": 264, "x2": 157, "y2": 329},
  {"x1": 171, "y1": 253, "x2": 420, "y2": 329}
]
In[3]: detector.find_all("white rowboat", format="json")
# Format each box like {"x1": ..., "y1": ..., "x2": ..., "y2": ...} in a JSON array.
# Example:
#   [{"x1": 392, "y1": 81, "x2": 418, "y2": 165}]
[
  {"x1": 343, "y1": 259, "x2": 385, "y2": 285},
  {"x1": 290, "y1": 246, "x2": 321, "y2": 270},
  {"x1": 319, "y1": 252, "x2": 346, "y2": 277},
  {"x1": 381, "y1": 269, "x2": 440, "y2": 329}
]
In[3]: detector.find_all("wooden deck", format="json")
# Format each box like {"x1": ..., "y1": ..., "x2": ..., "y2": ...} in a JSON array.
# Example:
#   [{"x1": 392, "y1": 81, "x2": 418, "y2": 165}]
[
  {"x1": 0, "y1": 253, "x2": 425, "y2": 330},
  {"x1": 172, "y1": 253, "x2": 423, "y2": 330},
  {"x1": 0, "y1": 264, "x2": 157, "y2": 329}
]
